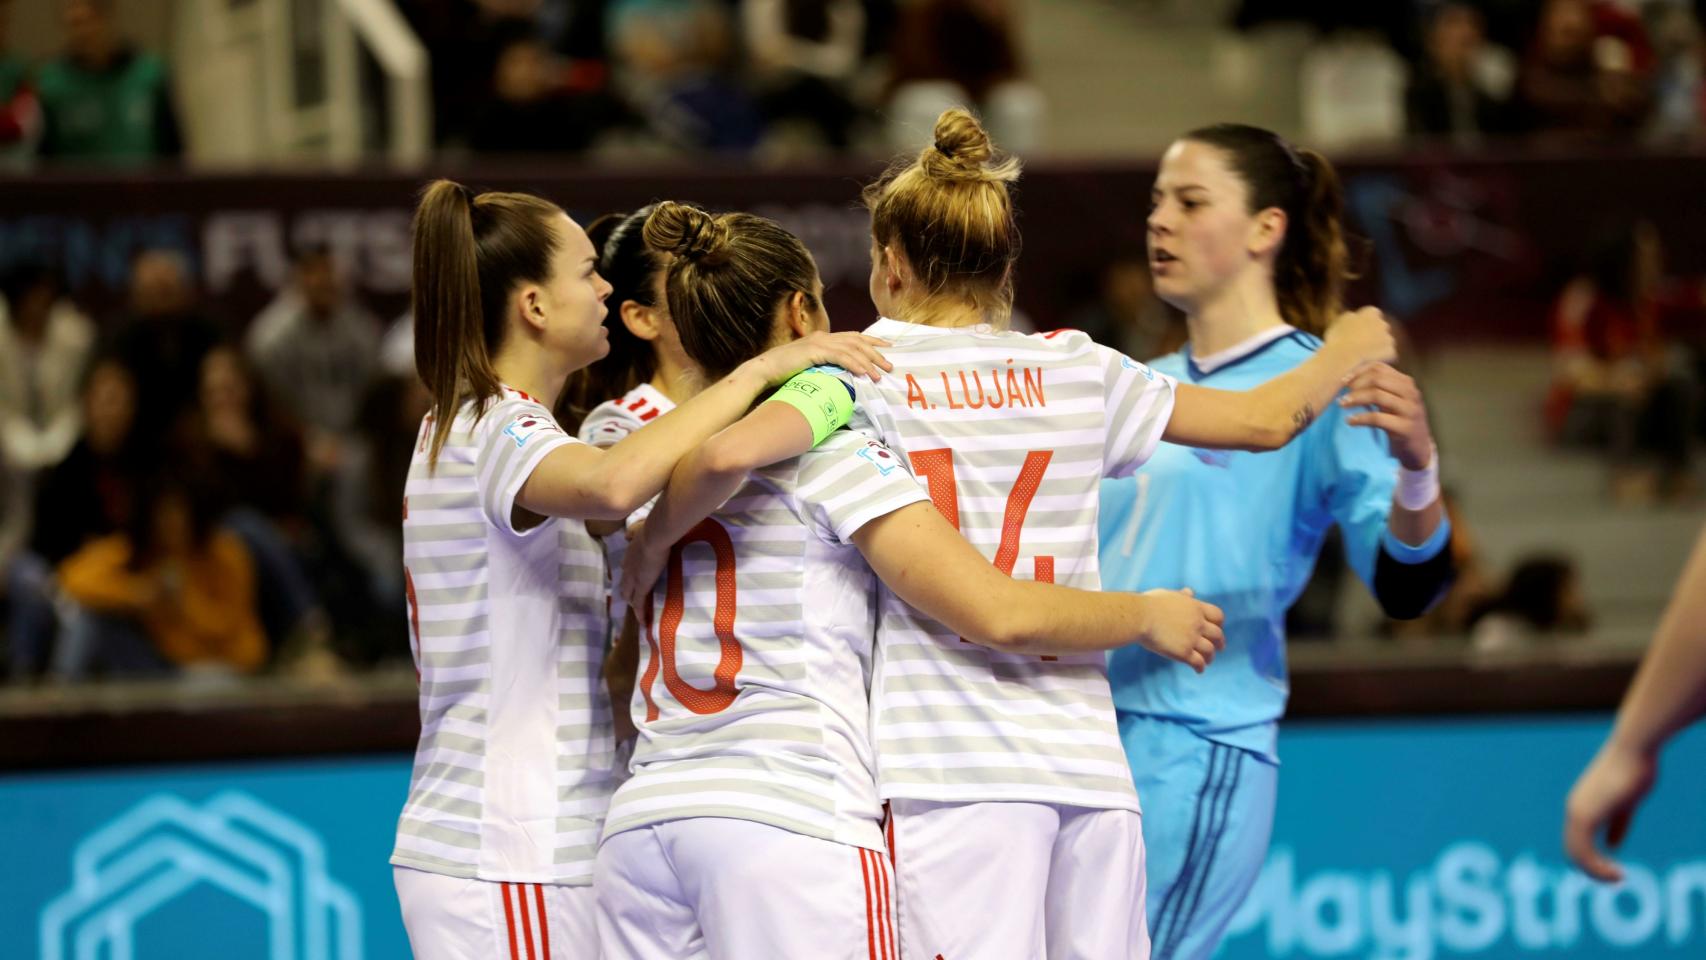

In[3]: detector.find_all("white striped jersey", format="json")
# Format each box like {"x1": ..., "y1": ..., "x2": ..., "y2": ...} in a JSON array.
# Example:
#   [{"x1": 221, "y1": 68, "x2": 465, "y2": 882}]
[
  {"x1": 392, "y1": 386, "x2": 616, "y2": 885},
  {"x1": 602, "y1": 429, "x2": 929, "y2": 850},
  {"x1": 836, "y1": 317, "x2": 1177, "y2": 812},
  {"x1": 580, "y1": 382, "x2": 672, "y2": 447}
]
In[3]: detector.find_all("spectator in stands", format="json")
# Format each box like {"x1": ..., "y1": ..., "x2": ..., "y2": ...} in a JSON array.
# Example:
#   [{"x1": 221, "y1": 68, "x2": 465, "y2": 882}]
[
  {"x1": 192, "y1": 344, "x2": 329, "y2": 653},
  {"x1": 611, "y1": 0, "x2": 765, "y2": 152},
  {"x1": 1516, "y1": 0, "x2": 1652, "y2": 140},
  {"x1": 110, "y1": 248, "x2": 218, "y2": 445},
  {"x1": 56, "y1": 464, "x2": 265, "y2": 680},
  {"x1": 1646, "y1": 1, "x2": 1705, "y2": 143},
  {"x1": 470, "y1": 20, "x2": 632, "y2": 154},
  {"x1": 886, "y1": 0, "x2": 1042, "y2": 152},
  {"x1": 0, "y1": 0, "x2": 40, "y2": 167},
  {"x1": 245, "y1": 246, "x2": 378, "y2": 476},
  {"x1": 0, "y1": 262, "x2": 96, "y2": 479},
  {"x1": 743, "y1": 0, "x2": 868, "y2": 150},
  {"x1": 36, "y1": 0, "x2": 182, "y2": 164},
  {"x1": 0, "y1": 262, "x2": 94, "y2": 626},
  {"x1": 1406, "y1": 2, "x2": 1517, "y2": 145},
  {"x1": 8, "y1": 356, "x2": 141, "y2": 680},
  {"x1": 1469, "y1": 553, "x2": 1590, "y2": 653},
  {"x1": 1547, "y1": 219, "x2": 1700, "y2": 503}
]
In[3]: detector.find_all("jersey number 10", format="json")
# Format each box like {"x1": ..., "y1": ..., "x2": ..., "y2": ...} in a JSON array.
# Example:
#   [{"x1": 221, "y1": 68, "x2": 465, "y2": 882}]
[{"x1": 641, "y1": 518, "x2": 742, "y2": 720}]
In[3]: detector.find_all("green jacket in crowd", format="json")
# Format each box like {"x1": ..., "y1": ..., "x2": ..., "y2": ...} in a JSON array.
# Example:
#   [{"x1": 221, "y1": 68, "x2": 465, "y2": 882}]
[{"x1": 36, "y1": 47, "x2": 180, "y2": 163}]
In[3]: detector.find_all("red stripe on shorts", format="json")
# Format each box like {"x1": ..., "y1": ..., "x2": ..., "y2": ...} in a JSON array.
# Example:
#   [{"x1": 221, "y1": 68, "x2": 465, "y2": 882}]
[
  {"x1": 534, "y1": 884, "x2": 551, "y2": 959},
  {"x1": 877, "y1": 853, "x2": 895, "y2": 960},
  {"x1": 517, "y1": 882, "x2": 538, "y2": 960},
  {"x1": 859, "y1": 848, "x2": 879, "y2": 960},
  {"x1": 501, "y1": 883, "x2": 520, "y2": 960}
]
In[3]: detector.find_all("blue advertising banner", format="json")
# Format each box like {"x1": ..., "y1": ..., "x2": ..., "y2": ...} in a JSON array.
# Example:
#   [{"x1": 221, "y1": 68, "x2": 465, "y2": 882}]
[
  {"x1": 1221, "y1": 716, "x2": 1706, "y2": 959},
  {"x1": 0, "y1": 755, "x2": 415, "y2": 959},
  {"x1": 2, "y1": 715, "x2": 1700, "y2": 958}
]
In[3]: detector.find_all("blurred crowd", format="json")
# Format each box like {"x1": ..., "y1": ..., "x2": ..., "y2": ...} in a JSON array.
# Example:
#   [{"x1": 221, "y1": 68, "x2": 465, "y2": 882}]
[
  {"x1": 1241, "y1": 0, "x2": 1706, "y2": 149},
  {"x1": 408, "y1": 0, "x2": 1043, "y2": 159},
  {"x1": 0, "y1": 247, "x2": 426, "y2": 685},
  {"x1": 6, "y1": 0, "x2": 1703, "y2": 168},
  {"x1": 0, "y1": 0, "x2": 1046, "y2": 166}
]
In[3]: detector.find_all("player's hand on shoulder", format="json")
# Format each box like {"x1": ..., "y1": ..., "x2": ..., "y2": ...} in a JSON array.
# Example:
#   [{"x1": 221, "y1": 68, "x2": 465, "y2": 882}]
[
  {"x1": 749, "y1": 331, "x2": 893, "y2": 386},
  {"x1": 1134, "y1": 587, "x2": 1226, "y2": 674},
  {"x1": 1324, "y1": 306, "x2": 1397, "y2": 367}
]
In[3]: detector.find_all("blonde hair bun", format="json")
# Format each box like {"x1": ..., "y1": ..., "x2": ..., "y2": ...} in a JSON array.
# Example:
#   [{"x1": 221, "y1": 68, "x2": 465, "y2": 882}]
[
  {"x1": 642, "y1": 201, "x2": 731, "y2": 266},
  {"x1": 920, "y1": 108, "x2": 1020, "y2": 184}
]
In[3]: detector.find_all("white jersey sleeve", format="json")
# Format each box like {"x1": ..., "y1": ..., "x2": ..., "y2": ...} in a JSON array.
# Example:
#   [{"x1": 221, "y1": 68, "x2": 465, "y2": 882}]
[
  {"x1": 1095, "y1": 343, "x2": 1177, "y2": 479},
  {"x1": 796, "y1": 430, "x2": 929, "y2": 544},
  {"x1": 473, "y1": 395, "x2": 577, "y2": 535},
  {"x1": 578, "y1": 383, "x2": 672, "y2": 448}
]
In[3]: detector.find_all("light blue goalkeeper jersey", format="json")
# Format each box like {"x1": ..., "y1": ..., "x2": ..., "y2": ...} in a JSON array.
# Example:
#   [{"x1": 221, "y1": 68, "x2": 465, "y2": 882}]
[{"x1": 1099, "y1": 326, "x2": 1450, "y2": 762}]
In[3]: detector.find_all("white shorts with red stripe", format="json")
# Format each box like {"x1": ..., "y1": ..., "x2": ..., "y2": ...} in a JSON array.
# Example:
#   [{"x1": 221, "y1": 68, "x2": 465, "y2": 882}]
[
  {"x1": 887, "y1": 799, "x2": 1150, "y2": 960},
  {"x1": 394, "y1": 865, "x2": 597, "y2": 960},
  {"x1": 595, "y1": 818, "x2": 897, "y2": 960}
]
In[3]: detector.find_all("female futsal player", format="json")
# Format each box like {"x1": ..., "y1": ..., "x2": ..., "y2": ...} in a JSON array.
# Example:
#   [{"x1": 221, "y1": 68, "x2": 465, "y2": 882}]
[{"x1": 1099, "y1": 124, "x2": 1456, "y2": 960}]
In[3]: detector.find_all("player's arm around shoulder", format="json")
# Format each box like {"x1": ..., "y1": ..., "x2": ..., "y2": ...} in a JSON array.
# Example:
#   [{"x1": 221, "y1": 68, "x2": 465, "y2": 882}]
[
  {"x1": 850, "y1": 502, "x2": 1226, "y2": 669},
  {"x1": 617, "y1": 398, "x2": 822, "y2": 609},
  {"x1": 1165, "y1": 308, "x2": 1397, "y2": 452}
]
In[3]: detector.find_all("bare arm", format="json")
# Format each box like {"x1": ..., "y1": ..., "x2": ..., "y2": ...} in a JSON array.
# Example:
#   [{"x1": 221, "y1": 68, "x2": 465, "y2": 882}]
[
  {"x1": 1162, "y1": 307, "x2": 1396, "y2": 452},
  {"x1": 851, "y1": 501, "x2": 1225, "y2": 666},
  {"x1": 618, "y1": 402, "x2": 816, "y2": 606},
  {"x1": 1565, "y1": 524, "x2": 1706, "y2": 881},
  {"x1": 518, "y1": 332, "x2": 886, "y2": 521}
]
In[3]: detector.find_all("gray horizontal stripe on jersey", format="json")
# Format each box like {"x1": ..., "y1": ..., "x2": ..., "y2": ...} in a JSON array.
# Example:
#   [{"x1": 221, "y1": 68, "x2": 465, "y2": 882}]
[
  {"x1": 396, "y1": 818, "x2": 483, "y2": 849},
  {"x1": 404, "y1": 791, "x2": 484, "y2": 819},
  {"x1": 418, "y1": 647, "x2": 493, "y2": 670},
  {"x1": 410, "y1": 760, "x2": 485, "y2": 787}
]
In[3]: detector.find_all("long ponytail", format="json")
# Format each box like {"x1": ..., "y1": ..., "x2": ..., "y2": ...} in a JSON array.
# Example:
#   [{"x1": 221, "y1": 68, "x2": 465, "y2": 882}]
[
  {"x1": 1275, "y1": 149, "x2": 1349, "y2": 336},
  {"x1": 409, "y1": 179, "x2": 563, "y2": 465}
]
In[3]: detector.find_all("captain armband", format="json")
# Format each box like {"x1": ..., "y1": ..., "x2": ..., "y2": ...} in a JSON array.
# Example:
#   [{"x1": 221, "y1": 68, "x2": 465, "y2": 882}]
[{"x1": 765, "y1": 370, "x2": 857, "y2": 447}]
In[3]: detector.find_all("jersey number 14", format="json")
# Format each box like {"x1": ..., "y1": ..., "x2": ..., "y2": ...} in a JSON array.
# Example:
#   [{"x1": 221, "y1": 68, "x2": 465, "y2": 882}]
[{"x1": 910, "y1": 447, "x2": 1060, "y2": 660}]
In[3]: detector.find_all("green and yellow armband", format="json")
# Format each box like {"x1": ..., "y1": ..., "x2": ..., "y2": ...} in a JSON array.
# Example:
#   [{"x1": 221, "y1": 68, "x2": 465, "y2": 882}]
[{"x1": 765, "y1": 369, "x2": 856, "y2": 447}]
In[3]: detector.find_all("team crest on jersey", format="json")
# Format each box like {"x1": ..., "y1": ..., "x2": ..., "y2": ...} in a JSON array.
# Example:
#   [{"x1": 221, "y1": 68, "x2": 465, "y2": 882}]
[
  {"x1": 857, "y1": 441, "x2": 901, "y2": 475},
  {"x1": 1120, "y1": 355, "x2": 1157, "y2": 381},
  {"x1": 503, "y1": 415, "x2": 556, "y2": 449}
]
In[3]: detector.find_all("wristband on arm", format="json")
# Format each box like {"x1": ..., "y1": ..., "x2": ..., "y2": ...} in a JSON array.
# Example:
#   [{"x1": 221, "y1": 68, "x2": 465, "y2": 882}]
[{"x1": 1395, "y1": 442, "x2": 1441, "y2": 511}]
